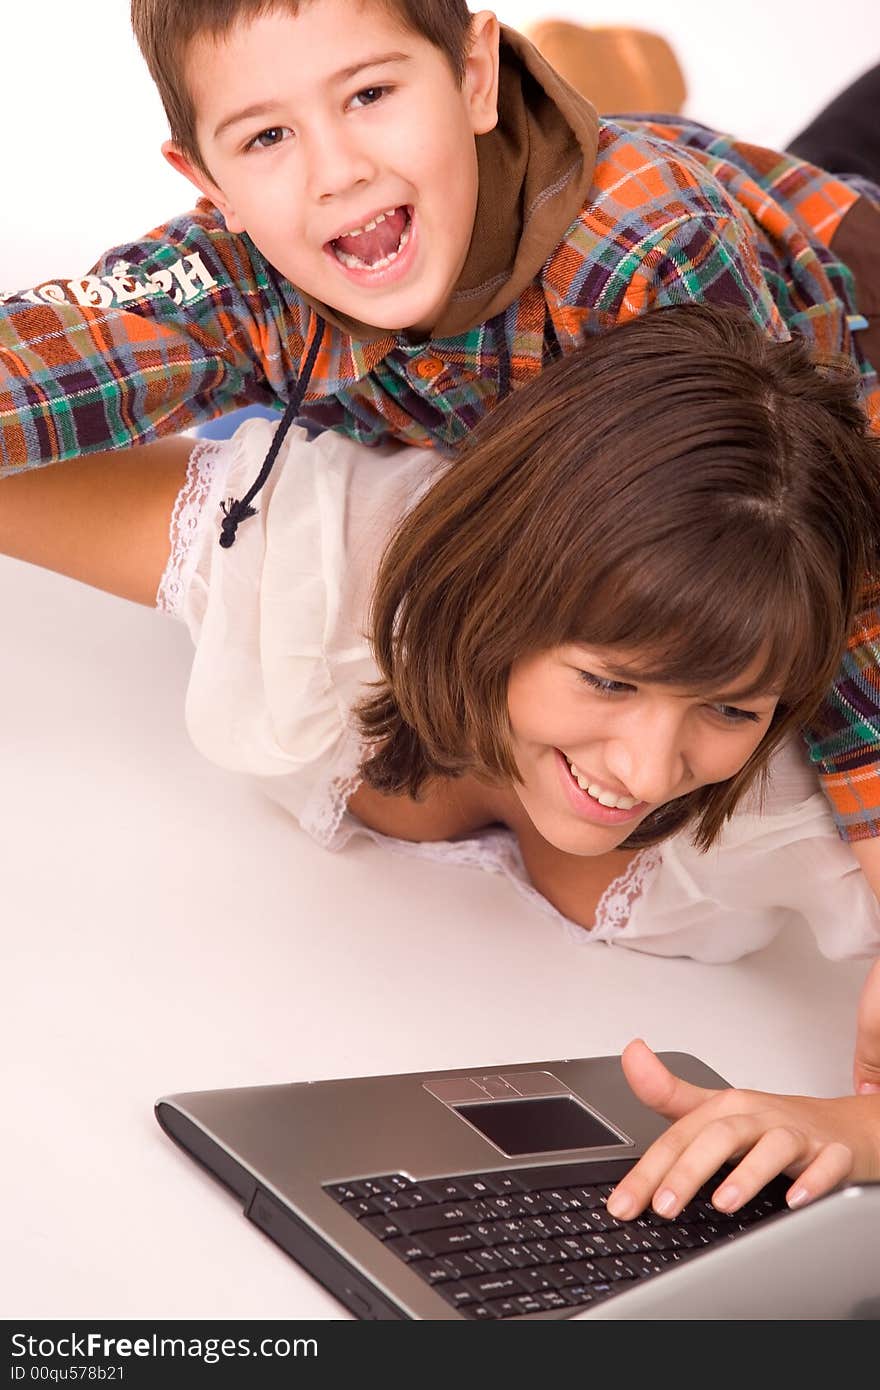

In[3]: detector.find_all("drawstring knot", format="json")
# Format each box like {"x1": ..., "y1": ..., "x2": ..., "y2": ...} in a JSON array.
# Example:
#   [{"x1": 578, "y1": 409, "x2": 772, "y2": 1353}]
[
  {"x1": 219, "y1": 498, "x2": 257, "y2": 549},
  {"x1": 218, "y1": 316, "x2": 325, "y2": 549}
]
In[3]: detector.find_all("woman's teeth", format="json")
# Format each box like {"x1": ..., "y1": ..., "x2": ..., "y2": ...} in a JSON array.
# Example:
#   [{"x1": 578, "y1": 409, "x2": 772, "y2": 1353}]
[{"x1": 565, "y1": 757, "x2": 639, "y2": 810}]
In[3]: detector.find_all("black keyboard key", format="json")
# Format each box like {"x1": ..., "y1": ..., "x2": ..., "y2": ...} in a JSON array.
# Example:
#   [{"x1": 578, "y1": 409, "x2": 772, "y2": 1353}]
[
  {"x1": 374, "y1": 1191, "x2": 420, "y2": 1212},
  {"x1": 522, "y1": 1238, "x2": 564, "y2": 1264},
  {"x1": 523, "y1": 1214, "x2": 568, "y2": 1238},
  {"x1": 535, "y1": 1289, "x2": 569, "y2": 1311},
  {"x1": 463, "y1": 1272, "x2": 529, "y2": 1301},
  {"x1": 360, "y1": 1177, "x2": 394, "y2": 1197},
  {"x1": 394, "y1": 1202, "x2": 475, "y2": 1235},
  {"x1": 326, "y1": 1180, "x2": 371, "y2": 1202},
  {"x1": 495, "y1": 1243, "x2": 540, "y2": 1269},
  {"x1": 510, "y1": 1294, "x2": 546, "y2": 1316},
  {"x1": 484, "y1": 1195, "x2": 528, "y2": 1219},
  {"x1": 623, "y1": 1251, "x2": 678, "y2": 1279},
  {"x1": 479, "y1": 1172, "x2": 528, "y2": 1195},
  {"x1": 569, "y1": 1187, "x2": 605, "y2": 1209},
  {"x1": 470, "y1": 1246, "x2": 517, "y2": 1274},
  {"x1": 384, "y1": 1234, "x2": 428, "y2": 1262},
  {"x1": 440, "y1": 1252, "x2": 489, "y2": 1281},
  {"x1": 340, "y1": 1195, "x2": 381, "y2": 1218},
  {"x1": 541, "y1": 1263, "x2": 583, "y2": 1288},
  {"x1": 481, "y1": 1297, "x2": 531, "y2": 1318},
  {"x1": 593, "y1": 1255, "x2": 638, "y2": 1283},
  {"x1": 518, "y1": 1192, "x2": 554, "y2": 1216},
  {"x1": 560, "y1": 1284, "x2": 598, "y2": 1307},
  {"x1": 385, "y1": 1174, "x2": 417, "y2": 1193},
  {"x1": 359, "y1": 1213, "x2": 402, "y2": 1240},
  {"x1": 408, "y1": 1258, "x2": 452, "y2": 1285},
  {"x1": 417, "y1": 1226, "x2": 485, "y2": 1257},
  {"x1": 419, "y1": 1178, "x2": 472, "y2": 1203},
  {"x1": 455, "y1": 1175, "x2": 498, "y2": 1199},
  {"x1": 436, "y1": 1280, "x2": 477, "y2": 1309},
  {"x1": 462, "y1": 1301, "x2": 498, "y2": 1319},
  {"x1": 516, "y1": 1264, "x2": 567, "y2": 1294}
]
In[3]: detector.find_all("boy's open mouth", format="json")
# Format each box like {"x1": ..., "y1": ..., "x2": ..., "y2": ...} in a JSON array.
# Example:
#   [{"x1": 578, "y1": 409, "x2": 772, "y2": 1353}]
[{"x1": 328, "y1": 205, "x2": 412, "y2": 271}]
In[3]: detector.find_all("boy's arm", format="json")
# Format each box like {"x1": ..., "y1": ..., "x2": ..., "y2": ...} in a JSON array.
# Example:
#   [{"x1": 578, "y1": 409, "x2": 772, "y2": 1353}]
[
  {"x1": 802, "y1": 592, "x2": 880, "y2": 858},
  {"x1": 0, "y1": 201, "x2": 309, "y2": 475},
  {"x1": 586, "y1": 208, "x2": 880, "y2": 850}
]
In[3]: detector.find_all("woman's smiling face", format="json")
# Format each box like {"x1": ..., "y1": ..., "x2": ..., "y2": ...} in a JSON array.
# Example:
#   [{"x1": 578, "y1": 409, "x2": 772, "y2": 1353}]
[{"x1": 506, "y1": 644, "x2": 780, "y2": 855}]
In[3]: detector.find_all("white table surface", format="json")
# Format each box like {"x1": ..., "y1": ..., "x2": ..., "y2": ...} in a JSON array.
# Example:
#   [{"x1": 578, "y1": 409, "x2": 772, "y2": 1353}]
[{"x1": 0, "y1": 555, "x2": 868, "y2": 1320}]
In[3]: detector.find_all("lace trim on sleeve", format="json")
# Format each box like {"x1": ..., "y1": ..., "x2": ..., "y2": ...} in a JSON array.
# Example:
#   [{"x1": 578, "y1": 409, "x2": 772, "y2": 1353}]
[
  {"x1": 155, "y1": 438, "x2": 226, "y2": 618},
  {"x1": 298, "y1": 729, "x2": 664, "y2": 944},
  {"x1": 297, "y1": 724, "x2": 367, "y2": 848},
  {"x1": 590, "y1": 846, "x2": 664, "y2": 940}
]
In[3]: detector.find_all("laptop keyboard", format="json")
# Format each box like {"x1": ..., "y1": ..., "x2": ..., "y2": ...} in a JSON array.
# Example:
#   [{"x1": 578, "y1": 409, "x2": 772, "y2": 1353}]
[{"x1": 325, "y1": 1160, "x2": 791, "y2": 1318}]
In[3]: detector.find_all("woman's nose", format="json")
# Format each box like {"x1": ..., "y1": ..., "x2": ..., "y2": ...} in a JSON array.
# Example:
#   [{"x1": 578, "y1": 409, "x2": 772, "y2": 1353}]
[{"x1": 603, "y1": 722, "x2": 687, "y2": 806}]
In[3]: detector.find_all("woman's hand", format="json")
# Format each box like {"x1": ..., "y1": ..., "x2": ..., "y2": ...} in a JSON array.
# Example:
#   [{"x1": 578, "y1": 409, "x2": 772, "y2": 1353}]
[{"x1": 605, "y1": 1039, "x2": 880, "y2": 1222}]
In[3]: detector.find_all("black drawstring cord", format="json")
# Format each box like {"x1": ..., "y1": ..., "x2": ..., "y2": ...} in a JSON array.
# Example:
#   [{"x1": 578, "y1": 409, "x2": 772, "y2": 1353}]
[
  {"x1": 489, "y1": 309, "x2": 512, "y2": 402},
  {"x1": 219, "y1": 317, "x2": 325, "y2": 549}
]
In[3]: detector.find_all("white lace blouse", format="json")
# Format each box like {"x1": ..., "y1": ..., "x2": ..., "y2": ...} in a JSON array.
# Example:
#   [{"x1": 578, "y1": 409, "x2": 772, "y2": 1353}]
[{"x1": 157, "y1": 416, "x2": 880, "y2": 965}]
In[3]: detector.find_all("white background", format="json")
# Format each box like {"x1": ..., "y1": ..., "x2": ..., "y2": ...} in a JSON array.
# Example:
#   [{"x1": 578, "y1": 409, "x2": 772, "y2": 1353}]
[{"x1": 4, "y1": 1, "x2": 879, "y2": 286}]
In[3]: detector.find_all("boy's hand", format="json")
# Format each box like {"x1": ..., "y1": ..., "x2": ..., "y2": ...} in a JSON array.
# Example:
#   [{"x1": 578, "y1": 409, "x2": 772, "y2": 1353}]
[
  {"x1": 605, "y1": 1039, "x2": 880, "y2": 1222},
  {"x1": 854, "y1": 957, "x2": 880, "y2": 1094}
]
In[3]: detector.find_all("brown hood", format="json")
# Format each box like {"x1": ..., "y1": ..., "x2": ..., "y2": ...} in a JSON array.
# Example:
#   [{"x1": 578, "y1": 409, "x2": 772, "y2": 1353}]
[{"x1": 302, "y1": 25, "x2": 599, "y2": 343}]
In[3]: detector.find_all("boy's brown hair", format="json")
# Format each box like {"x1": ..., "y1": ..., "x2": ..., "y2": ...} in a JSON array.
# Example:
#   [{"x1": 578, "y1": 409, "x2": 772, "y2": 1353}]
[
  {"x1": 357, "y1": 303, "x2": 880, "y2": 851},
  {"x1": 130, "y1": 0, "x2": 474, "y2": 176}
]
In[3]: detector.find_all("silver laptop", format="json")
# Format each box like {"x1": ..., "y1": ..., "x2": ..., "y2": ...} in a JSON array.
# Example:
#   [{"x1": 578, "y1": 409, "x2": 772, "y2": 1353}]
[{"x1": 155, "y1": 1053, "x2": 880, "y2": 1320}]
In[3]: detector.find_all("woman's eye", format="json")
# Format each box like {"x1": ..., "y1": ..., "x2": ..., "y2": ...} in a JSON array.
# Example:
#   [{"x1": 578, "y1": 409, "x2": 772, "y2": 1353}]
[
  {"x1": 578, "y1": 670, "x2": 632, "y2": 696},
  {"x1": 246, "y1": 127, "x2": 290, "y2": 151},
  {"x1": 711, "y1": 703, "x2": 761, "y2": 724},
  {"x1": 349, "y1": 85, "x2": 389, "y2": 109}
]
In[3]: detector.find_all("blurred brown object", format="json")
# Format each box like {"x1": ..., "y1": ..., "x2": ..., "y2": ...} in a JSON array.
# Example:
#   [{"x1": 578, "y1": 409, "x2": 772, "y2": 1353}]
[{"x1": 523, "y1": 18, "x2": 687, "y2": 113}]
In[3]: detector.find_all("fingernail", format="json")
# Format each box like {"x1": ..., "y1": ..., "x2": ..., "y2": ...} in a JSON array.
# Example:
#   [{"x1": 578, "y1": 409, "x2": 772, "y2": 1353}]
[
  {"x1": 653, "y1": 1188, "x2": 677, "y2": 1217},
  {"x1": 787, "y1": 1185, "x2": 810, "y2": 1208},
  {"x1": 606, "y1": 1191, "x2": 634, "y2": 1219},
  {"x1": 713, "y1": 1183, "x2": 740, "y2": 1211},
  {"x1": 857, "y1": 1081, "x2": 880, "y2": 1094}
]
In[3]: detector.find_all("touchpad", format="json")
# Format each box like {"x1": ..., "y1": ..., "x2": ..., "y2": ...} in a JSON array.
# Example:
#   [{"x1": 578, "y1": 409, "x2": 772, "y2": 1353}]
[{"x1": 454, "y1": 1095, "x2": 627, "y2": 1156}]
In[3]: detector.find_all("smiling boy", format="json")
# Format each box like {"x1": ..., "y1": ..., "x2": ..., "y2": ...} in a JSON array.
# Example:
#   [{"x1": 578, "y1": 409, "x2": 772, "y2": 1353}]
[{"x1": 2, "y1": 0, "x2": 880, "y2": 872}]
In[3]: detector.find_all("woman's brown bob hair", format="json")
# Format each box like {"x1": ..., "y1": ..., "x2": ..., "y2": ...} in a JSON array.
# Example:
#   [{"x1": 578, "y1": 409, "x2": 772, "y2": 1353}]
[{"x1": 357, "y1": 304, "x2": 880, "y2": 850}]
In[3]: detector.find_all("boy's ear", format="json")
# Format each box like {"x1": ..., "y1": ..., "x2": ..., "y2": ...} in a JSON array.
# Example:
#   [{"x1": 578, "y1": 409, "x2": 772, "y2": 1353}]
[
  {"x1": 465, "y1": 10, "x2": 501, "y2": 135},
  {"x1": 161, "y1": 140, "x2": 246, "y2": 233}
]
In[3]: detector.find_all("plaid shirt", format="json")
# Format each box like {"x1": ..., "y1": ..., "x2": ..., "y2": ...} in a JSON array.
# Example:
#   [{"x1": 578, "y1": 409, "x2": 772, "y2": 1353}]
[{"x1": 2, "y1": 115, "x2": 879, "y2": 836}]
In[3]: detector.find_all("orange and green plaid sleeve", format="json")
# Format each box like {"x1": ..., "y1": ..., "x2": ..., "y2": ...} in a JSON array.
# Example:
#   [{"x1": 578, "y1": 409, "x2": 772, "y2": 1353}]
[
  {"x1": 0, "y1": 201, "x2": 310, "y2": 474},
  {"x1": 804, "y1": 591, "x2": 880, "y2": 841}
]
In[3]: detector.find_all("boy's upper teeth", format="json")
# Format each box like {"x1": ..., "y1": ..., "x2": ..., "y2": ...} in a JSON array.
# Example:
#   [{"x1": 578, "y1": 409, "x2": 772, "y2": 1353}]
[
  {"x1": 337, "y1": 207, "x2": 398, "y2": 239},
  {"x1": 566, "y1": 757, "x2": 638, "y2": 809}
]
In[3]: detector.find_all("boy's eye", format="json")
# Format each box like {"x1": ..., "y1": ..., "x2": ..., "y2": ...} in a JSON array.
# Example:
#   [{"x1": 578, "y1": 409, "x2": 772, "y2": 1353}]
[
  {"x1": 349, "y1": 85, "x2": 390, "y2": 110},
  {"x1": 246, "y1": 127, "x2": 291, "y2": 152},
  {"x1": 577, "y1": 670, "x2": 632, "y2": 696},
  {"x1": 710, "y1": 703, "x2": 761, "y2": 724}
]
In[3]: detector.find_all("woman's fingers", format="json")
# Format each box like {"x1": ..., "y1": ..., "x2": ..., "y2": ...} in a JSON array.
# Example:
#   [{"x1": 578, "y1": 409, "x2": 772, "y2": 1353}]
[
  {"x1": 608, "y1": 1043, "x2": 880, "y2": 1223},
  {"x1": 783, "y1": 1142, "x2": 855, "y2": 1208},
  {"x1": 710, "y1": 1131, "x2": 852, "y2": 1213},
  {"x1": 608, "y1": 1107, "x2": 796, "y2": 1220},
  {"x1": 619, "y1": 1038, "x2": 717, "y2": 1120}
]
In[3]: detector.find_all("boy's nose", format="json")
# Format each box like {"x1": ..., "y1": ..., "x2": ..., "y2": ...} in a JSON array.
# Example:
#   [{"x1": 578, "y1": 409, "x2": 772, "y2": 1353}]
[{"x1": 307, "y1": 125, "x2": 377, "y2": 202}]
